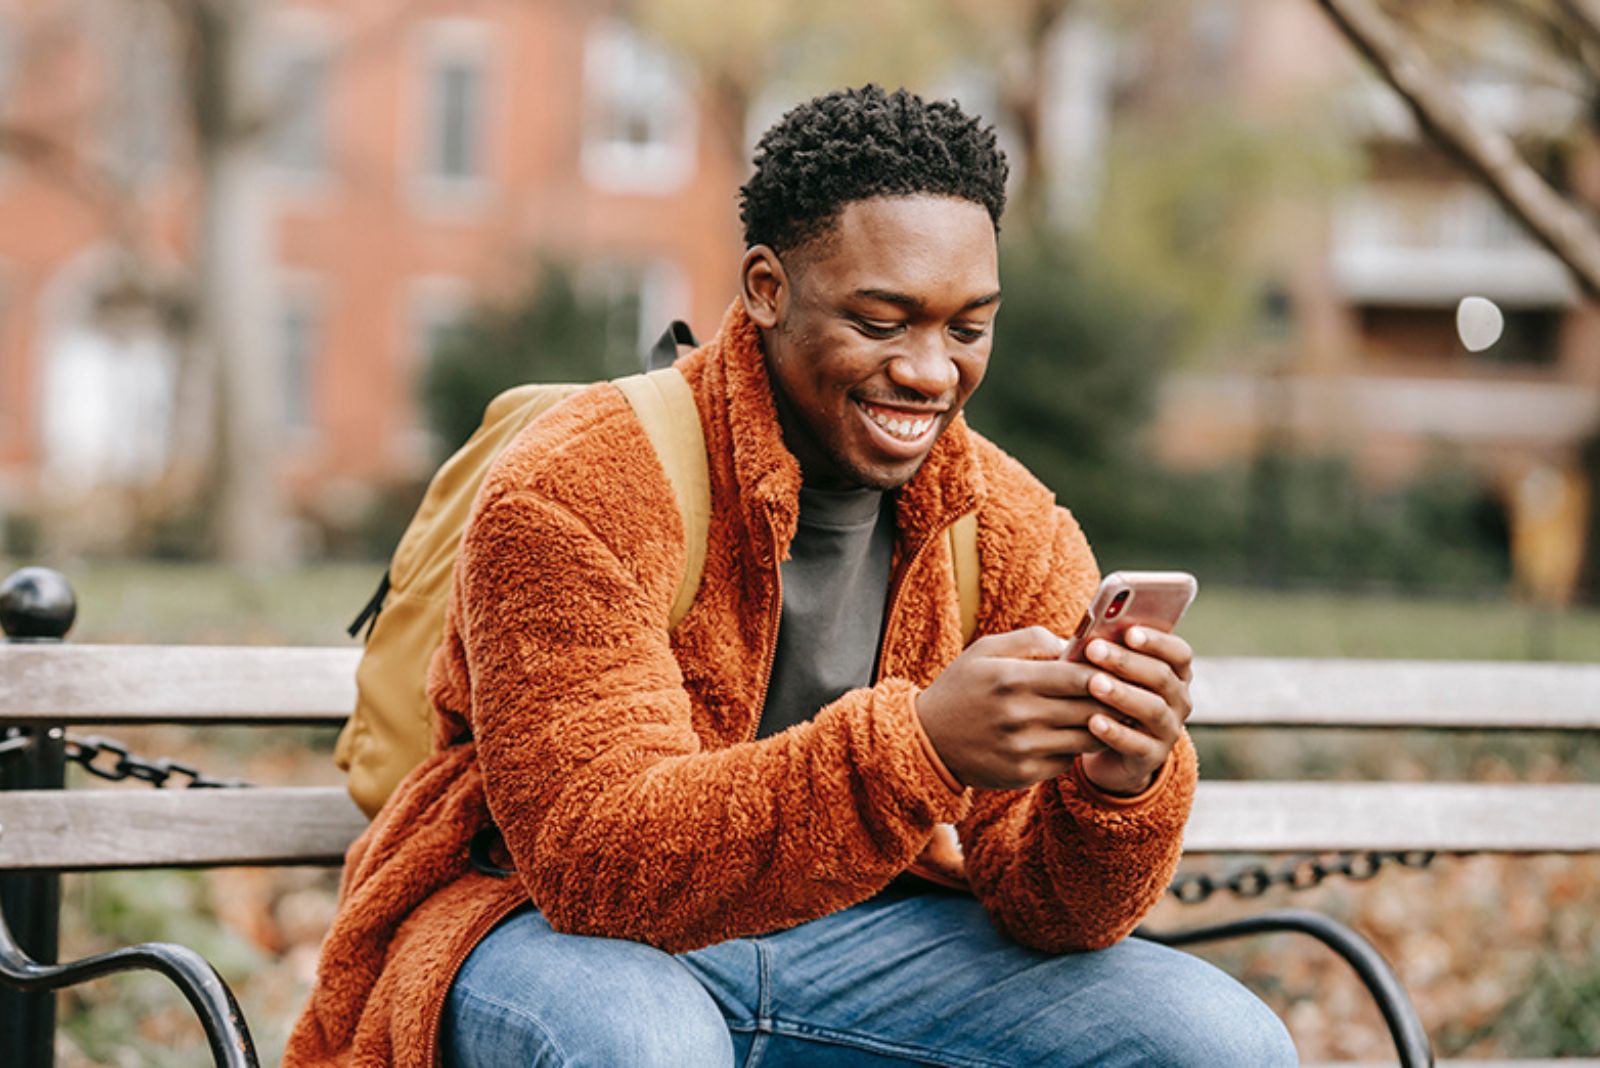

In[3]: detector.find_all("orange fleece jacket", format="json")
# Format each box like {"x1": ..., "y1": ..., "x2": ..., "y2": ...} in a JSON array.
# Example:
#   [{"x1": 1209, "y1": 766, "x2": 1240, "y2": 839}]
[{"x1": 285, "y1": 301, "x2": 1198, "y2": 1067}]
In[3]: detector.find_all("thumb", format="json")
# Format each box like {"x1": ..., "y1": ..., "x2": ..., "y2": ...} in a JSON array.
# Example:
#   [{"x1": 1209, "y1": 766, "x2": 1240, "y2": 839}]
[{"x1": 975, "y1": 625, "x2": 1069, "y2": 660}]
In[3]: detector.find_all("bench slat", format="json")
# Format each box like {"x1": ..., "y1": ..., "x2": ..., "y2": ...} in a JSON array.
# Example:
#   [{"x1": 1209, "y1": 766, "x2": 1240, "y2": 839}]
[
  {"x1": 1183, "y1": 782, "x2": 1600, "y2": 853},
  {"x1": 2, "y1": 782, "x2": 1596, "y2": 871},
  {"x1": 3, "y1": 646, "x2": 1597, "y2": 729},
  {"x1": 0, "y1": 645, "x2": 359, "y2": 723},
  {"x1": 1189, "y1": 657, "x2": 1600, "y2": 730},
  {"x1": 0, "y1": 787, "x2": 367, "y2": 870}
]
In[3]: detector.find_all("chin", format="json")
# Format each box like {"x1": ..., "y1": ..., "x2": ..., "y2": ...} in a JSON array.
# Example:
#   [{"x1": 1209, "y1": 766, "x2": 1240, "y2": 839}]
[{"x1": 841, "y1": 457, "x2": 925, "y2": 492}]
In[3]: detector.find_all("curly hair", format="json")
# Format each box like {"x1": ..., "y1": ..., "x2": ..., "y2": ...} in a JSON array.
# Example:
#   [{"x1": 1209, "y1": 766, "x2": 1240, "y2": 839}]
[{"x1": 739, "y1": 84, "x2": 1008, "y2": 255}]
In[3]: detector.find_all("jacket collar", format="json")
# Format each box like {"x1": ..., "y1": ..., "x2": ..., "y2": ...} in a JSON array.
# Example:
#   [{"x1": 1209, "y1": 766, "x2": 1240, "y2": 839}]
[{"x1": 692, "y1": 300, "x2": 984, "y2": 557}]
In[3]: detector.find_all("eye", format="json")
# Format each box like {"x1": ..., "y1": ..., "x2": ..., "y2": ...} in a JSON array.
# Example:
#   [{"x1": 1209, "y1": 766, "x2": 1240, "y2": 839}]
[
  {"x1": 852, "y1": 317, "x2": 905, "y2": 339},
  {"x1": 950, "y1": 323, "x2": 990, "y2": 343}
]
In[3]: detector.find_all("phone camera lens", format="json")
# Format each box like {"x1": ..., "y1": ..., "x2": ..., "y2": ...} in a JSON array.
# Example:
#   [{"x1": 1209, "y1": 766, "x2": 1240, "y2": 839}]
[{"x1": 1105, "y1": 589, "x2": 1130, "y2": 620}]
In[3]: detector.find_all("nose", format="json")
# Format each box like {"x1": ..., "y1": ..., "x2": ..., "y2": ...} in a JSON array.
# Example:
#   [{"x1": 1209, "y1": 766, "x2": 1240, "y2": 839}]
[{"x1": 887, "y1": 329, "x2": 960, "y2": 400}]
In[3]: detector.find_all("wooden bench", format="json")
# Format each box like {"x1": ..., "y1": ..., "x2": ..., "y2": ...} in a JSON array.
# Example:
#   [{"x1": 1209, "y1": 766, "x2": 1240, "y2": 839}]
[{"x1": 3, "y1": 567, "x2": 1598, "y2": 1066}]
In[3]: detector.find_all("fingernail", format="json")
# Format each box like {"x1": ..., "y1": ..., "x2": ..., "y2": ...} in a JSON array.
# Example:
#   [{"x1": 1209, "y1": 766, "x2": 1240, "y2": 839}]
[
  {"x1": 1091, "y1": 673, "x2": 1113, "y2": 696},
  {"x1": 1127, "y1": 627, "x2": 1145, "y2": 647},
  {"x1": 1088, "y1": 639, "x2": 1108, "y2": 661}
]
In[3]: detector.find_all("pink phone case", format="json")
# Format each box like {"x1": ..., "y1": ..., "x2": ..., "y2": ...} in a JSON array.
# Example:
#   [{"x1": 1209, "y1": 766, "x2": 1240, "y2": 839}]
[{"x1": 1063, "y1": 571, "x2": 1198, "y2": 662}]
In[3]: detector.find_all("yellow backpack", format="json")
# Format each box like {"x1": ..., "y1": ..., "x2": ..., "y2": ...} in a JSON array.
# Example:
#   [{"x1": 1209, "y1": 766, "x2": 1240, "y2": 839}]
[{"x1": 336, "y1": 330, "x2": 979, "y2": 819}]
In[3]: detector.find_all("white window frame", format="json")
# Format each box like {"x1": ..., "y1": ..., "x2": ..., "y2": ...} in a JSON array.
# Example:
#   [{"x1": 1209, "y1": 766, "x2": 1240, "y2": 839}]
[
  {"x1": 409, "y1": 18, "x2": 496, "y2": 212},
  {"x1": 277, "y1": 272, "x2": 328, "y2": 442},
  {"x1": 580, "y1": 20, "x2": 697, "y2": 195},
  {"x1": 100, "y1": 3, "x2": 178, "y2": 190},
  {"x1": 266, "y1": 10, "x2": 339, "y2": 196}
]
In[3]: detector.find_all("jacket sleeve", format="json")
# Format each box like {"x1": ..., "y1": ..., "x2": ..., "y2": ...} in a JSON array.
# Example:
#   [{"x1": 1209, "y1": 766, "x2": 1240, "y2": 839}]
[
  {"x1": 451, "y1": 483, "x2": 969, "y2": 954},
  {"x1": 956, "y1": 503, "x2": 1198, "y2": 952}
]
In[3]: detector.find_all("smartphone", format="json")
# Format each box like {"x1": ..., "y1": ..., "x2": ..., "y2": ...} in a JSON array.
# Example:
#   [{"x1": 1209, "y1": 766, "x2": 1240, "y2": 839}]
[{"x1": 1062, "y1": 571, "x2": 1198, "y2": 662}]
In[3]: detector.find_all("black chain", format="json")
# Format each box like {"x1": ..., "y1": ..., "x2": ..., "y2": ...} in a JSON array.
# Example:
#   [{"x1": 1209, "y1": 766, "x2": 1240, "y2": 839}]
[
  {"x1": 1167, "y1": 850, "x2": 1438, "y2": 905},
  {"x1": 0, "y1": 728, "x2": 34, "y2": 762},
  {"x1": 62, "y1": 733, "x2": 252, "y2": 789}
]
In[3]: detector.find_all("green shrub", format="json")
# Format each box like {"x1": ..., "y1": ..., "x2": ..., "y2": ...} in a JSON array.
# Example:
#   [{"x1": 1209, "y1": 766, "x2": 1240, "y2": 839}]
[{"x1": 421, "y1": 264, "x2": 626, "y2": 459}]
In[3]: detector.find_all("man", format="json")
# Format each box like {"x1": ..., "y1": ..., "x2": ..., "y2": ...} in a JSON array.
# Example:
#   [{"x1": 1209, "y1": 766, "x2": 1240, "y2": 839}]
[{"x1": 288, "y1": 85, "x2": 1296, "y2": 1066}]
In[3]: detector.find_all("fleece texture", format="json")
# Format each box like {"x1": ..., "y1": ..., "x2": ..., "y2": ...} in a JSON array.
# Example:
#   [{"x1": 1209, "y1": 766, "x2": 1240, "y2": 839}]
[{"x1": 284, "y1": 301, "x2": 1198, "y2": 1067}]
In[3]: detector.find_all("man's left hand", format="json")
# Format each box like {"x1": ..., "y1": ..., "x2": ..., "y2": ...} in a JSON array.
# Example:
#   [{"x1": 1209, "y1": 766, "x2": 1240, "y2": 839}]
[{"x1": 1076, "y1": 627, "x2": 1194, "y2": 796}]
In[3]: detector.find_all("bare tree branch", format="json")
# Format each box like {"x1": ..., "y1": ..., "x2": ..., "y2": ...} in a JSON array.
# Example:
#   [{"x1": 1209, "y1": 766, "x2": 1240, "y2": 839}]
[
  {"x1": 1553, "y1": 0, "x2": 1600, "y2": 48},
  {"x1": 1318, "y1": 0, "x2": 1600, "y2": 299},
  {"x1": 0, "y1": 123, "x2": 124, "y2": 214},
  {"x1": 1389, "y1": 2, "x2": 1594, "y2": 96}
]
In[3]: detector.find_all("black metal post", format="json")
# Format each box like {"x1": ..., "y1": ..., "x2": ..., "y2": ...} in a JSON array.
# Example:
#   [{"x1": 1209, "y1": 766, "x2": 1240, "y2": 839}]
[{"x1": 1, "y1": 567, "x2": 77, "y2": 1068}]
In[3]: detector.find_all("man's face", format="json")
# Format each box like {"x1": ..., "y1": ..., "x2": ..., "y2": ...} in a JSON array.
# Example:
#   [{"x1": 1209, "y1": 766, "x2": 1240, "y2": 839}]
[{"x1": 742, "y1": 195, "x2": 1001, "y2": 491}]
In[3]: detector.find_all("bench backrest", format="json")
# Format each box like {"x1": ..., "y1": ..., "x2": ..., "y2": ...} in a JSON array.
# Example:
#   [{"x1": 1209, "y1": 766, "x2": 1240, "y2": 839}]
[{"x1": 3, "y1": 645, "x2": 1598, "y2": 870}]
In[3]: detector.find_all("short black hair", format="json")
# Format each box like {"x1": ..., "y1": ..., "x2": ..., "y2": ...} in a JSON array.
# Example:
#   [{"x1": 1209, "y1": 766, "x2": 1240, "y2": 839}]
[{"x1": 739, "y1": 85, "x2": 1008, "y2": 255}]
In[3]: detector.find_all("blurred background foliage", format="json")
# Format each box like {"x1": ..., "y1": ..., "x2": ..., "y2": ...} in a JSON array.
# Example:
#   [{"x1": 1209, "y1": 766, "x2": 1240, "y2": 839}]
[{"x1": 422, "y1": 264, "x2": 628, "y2": 458}]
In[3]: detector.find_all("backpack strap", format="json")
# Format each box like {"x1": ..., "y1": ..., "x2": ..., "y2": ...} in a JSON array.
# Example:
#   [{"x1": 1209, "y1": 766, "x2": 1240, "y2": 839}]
[
  {"x1": 614, "y1": 368, "x2": 709, "y2": 629},
  {"x1": 949, "y1": 511, "x2": 980, "y2": 646},
  {"x1": 648, "y1": 320, "x2": 701, "y2": 371}
]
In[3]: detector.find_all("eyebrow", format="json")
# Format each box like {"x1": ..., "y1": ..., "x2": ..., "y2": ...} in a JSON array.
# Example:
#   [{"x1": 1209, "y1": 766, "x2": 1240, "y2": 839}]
[{"x1": 852, "y1": 289, "x2": 1002, "y2": 313}]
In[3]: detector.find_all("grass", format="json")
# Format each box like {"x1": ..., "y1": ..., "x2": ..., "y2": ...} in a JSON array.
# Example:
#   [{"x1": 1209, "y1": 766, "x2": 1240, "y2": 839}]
[
  {"x1": 8, "y1": 556, "x2": 1600, "y2": 660},
  {"x1": 1184, "y1": 585, "x2": 1600, "y2": 662}
]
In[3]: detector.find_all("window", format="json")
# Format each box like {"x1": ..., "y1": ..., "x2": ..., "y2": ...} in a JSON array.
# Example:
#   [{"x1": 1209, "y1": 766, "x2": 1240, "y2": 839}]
[
  {"x1": 581, "y1": 21, "x2": 696, "y2": 193},
  {"x1": 105, "y1": 6, "x2": 175, "y2": 185},
  {"x1": 1359, "y1": 305, "x2": 1559, "y2": 366},
  {"x1": 272, "y1": 44, "x2": 332, "y2": 175},
  {"x1": 0, "y1": 16, "x2": 14, "y2": 101},
  {"x1": 279, "y1": 294, "x2": 322, "y2": 432},
  {"x1": 423, "y1": 54, "x2": 486, "y2": 182}
]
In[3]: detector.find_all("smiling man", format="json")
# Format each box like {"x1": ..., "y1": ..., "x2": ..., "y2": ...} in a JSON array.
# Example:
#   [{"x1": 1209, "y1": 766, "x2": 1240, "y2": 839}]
[{"x1": 288, "y1": 86, "x2": 1296, "y2": 1068}]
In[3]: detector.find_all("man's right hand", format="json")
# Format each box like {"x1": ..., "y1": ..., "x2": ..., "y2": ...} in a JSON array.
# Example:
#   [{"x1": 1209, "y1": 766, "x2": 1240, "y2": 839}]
[{"x1": 915, "y1": 627, "x2": 1105, "y2": 791}]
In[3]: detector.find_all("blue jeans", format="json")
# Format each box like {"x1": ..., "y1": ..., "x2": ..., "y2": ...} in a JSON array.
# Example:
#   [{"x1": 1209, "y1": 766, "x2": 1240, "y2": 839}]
[{"x1": 442, "y1": 880, "x2": 1297, "y2": 1066}]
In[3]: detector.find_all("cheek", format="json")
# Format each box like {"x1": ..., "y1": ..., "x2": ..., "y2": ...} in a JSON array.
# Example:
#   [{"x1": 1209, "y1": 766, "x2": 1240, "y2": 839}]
[{"x1": 957, "y1": 350, "x2": 991, "y2": 399}]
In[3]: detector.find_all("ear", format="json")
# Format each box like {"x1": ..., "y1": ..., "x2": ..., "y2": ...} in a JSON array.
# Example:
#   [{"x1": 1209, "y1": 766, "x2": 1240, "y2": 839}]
[{"x1": 740, "y1": 245, "x2": 787, "y2": 329}]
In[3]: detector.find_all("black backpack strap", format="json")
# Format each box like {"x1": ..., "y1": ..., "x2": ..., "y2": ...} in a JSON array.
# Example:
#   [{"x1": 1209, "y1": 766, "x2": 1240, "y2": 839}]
[
  {"x1": 347, "y1": 569, "x2": 391, "y2": 641},
  {"x1": 648, "y1": 320, "x2": 700, "y2": 370}
]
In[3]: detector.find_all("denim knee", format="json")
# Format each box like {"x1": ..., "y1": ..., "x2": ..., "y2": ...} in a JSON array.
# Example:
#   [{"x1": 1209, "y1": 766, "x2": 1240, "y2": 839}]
[
  {"x1": 556, "y1": 973, "x2": 734, "y2": 1068},
  {"x1": 1131, "y1": 962, "x2": 1299, "y2": 1067},
  {"x1": 442, "y1": 912, "x2": 735, "y2": 1068}
]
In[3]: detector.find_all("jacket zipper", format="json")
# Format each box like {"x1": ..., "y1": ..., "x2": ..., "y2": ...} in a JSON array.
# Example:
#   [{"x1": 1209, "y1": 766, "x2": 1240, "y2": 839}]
[
  {"x1": 877, "y1": 521, "x2": 975, "y2": 891},
  {"x1": 423, "y1": 888, "x2": 527, "y2": 1067},
  {"x1": 873, "y1": 525, "x2": 945, "y2": 686},
  {"x1": 745, "y1": 522, "x2": 785, "y2": 742}
]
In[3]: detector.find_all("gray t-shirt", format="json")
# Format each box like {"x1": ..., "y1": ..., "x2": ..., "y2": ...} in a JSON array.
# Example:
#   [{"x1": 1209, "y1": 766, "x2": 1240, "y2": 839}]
[{"x1": 754, "y1": 485, "x2": 896, "y2": 739}]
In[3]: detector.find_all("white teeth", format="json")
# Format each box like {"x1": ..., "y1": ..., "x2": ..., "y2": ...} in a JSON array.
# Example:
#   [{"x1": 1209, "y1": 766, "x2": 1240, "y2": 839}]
[{"x1": 862, "y1": 404, "x2": 934, "y2": 441}]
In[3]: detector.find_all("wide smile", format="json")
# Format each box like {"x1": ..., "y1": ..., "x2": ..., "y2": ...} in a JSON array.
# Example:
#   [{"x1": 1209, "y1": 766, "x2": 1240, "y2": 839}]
[{"x1": 853, "y1": 399, "x2": 943, "y2": 460}]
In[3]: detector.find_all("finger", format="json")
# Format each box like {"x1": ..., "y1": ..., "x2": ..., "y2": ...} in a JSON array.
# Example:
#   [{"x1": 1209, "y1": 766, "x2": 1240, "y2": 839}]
[
  {"x1": 1083, "y1": 638, "x2": 1174, "y2": 691},
  {"x1": 1086, "y1": 709, "x2": 1166, "y2": 763},
  {"x1": 1082, "y1": 638, "x2": 1191, "y2": 716},
  {"x1": 1124, "y1": 626, "x2": 1194, "y2": 683},
  {"x1": 975, "y1": 625, "x2": 1070, "y2": 661},
  {"x1": 996, "y1": 658, "x2": 1099, "y2": 700},
  {"x1": 1021, "y1": 725, "x2": 1103, "y2": 758},
  {"x1": 1086, "y1": 670, "x2": 1179, "y2": 741}
]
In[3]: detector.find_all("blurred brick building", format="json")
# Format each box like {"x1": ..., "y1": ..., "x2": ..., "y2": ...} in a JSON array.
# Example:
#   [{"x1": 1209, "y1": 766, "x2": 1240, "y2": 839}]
[
  {"x1": 1138, "y1": 3, "x2": 1599, "y2": 535},
  {"x1": 0, "y1": 0, "x2": 745, "y2": 533}
]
